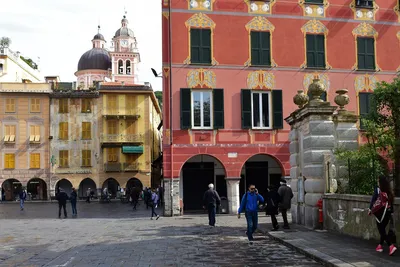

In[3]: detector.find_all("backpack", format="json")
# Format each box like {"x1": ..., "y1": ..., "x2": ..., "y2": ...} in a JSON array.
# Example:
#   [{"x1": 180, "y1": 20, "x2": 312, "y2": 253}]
[{"x1": 371, "y1": 191, "x2": 389, "y2": 223}]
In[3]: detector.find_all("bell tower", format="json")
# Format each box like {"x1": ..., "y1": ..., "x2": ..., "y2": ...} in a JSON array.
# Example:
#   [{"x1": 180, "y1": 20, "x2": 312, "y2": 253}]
[{"x1": 110, "y1": 13, "x2": 140, "y2": 83}]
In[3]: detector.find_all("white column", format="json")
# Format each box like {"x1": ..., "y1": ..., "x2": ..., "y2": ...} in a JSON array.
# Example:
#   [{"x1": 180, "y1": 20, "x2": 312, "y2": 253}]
[{"x1": 226, "y1": 178, "x2": 240, "y2": 214}]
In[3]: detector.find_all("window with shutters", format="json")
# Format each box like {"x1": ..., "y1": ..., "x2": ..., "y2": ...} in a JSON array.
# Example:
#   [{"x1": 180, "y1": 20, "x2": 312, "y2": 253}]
[
  {"x1": 359, "y1": 92, "x2": 373, "y2": 129},
  {"x1": 190, "y1": 29, "x2": 212, "y2": 64},
  {"x1": 59, "y1": 99, "x2": 69, "y2": 113},
  {"x1": 250, "y1": 31, "x2": 271, "y2": 66},
  {"x1": 251, "y1": 91, "x2": 272, "y2": 129},
  {"x1": 4, "y1": 154, "x2": 15, "y2": 169},
  {"x1": 107, "y1": 147, "x2": 118, "y2": 162},
  {"x1": 107, "y1": 95, "x2": 117, "y2": 114},
  {"x1": 82, "y1": 150, "x2": 91, "y2": 167},
  {"x1": 59, "y1": 122, "x2": 68, "y2": 140},
  {"x1": 191, "y1": 91, "x2": 213, "y2": 129},
  {"x1": 5, "y1": 99, "x2": 16, "y2": 113},
  {"x1": 30, "y1": 125, "x2": 41, "y2": 143},
  {"x1": 4, "y1": 125, "x2": 16, "y2": 143},
  {"x1": 82, "y1": 122, "x2": 91, "y2": 140},
  {"x1": 59, "y1": 150, "x2": 69, "y2": 167},
  {"x1": 81, "y1": 99, "x2": 92, "y2": 113},
  {"x1": 306, "y1": 34, "x2": 326, "y2": 68},
  {"x1": 30, "y1": 98, "x2": 40, "y2": 113},
  {"x1": 30, "y1": 153, "x2": 40, "y2": 169},
  {"x1": 357, "y1": 37, "x2": 375, "y2": 70},
  {"x1": 107, "y1": 121, "x2": 118, "y2": 134}
]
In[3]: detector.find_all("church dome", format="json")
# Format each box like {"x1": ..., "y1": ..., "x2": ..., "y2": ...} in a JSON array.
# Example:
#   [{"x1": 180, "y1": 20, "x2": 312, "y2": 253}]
[
  {"x1": 93, "y1": 33, "x2": 105, "y2": 41},
  {"x1": 77, "y1": 48, "x2": 111, "y2": 71},
  {"x1": 114, "y1": 15, "x2": 135, "y2": 38}
]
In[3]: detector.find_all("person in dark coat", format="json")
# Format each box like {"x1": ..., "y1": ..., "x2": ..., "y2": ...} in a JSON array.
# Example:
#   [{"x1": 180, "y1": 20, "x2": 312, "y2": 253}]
[
  {"x1": 278, "y1": 179, "x2": 293, "y2": 229},
  {"x1": 56, "y1": 188, "x2": 69, "y2": 219},
  {"x1": 264, "y1": 185, "x2": 280, "y2": 230},
  {"x1": 131, "y1": 187, "x2": 141, "y2": 210},
  {"x1": 70, "y1": 187, "x2": 78, "y2": 216},
  {"x1": 203, "y1": 183, "x2": 221, "y2": 227}
]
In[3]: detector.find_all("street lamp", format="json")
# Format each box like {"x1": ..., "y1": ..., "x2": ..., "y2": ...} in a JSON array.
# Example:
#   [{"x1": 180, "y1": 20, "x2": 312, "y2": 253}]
[{"x1": 151, "y1": 68, "x2": 163, "y2": 78}]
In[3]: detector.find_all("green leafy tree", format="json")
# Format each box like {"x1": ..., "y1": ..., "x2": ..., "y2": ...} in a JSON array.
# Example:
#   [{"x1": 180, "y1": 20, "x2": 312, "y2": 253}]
[
  {"x1": 0, "y1": 37, "x2": 11, "y2": 48},
  {"x1": 154, "y1": 91, "x2": 162, "y2": 109}
]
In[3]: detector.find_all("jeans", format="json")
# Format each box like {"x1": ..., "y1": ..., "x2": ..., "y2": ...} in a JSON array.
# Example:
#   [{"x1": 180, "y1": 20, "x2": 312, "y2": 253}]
[
  {"x1": 71, "y1": 201, "x2": 77, "y2": 215},
  {"x1": 377, "y1": 213, "x2": 392, "y2": 246},
  {"x1": 281, "y1": 209, "x2": 289, "y2": 226},
  {"x1": 151, "y1": 204, "x2": 158, "y2": 217},
  {"x1": 245, "y1": 211, "x2": 258, "y2": 241},
  {"x1": 20, "y1": 199, "x2": 25, "y2": 210},
  {"x1": 207, "y1": 204, "x2": 216, "y2": 226},
  {"x1": 58, "y1": 202, "x2": 67, "y2": 218}
]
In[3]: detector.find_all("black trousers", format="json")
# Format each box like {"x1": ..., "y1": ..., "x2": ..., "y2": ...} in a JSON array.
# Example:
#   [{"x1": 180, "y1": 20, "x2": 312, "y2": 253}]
[
  {"x1": 58, "y1": 202, "x2": 67, "y2": 218},
  {"x1": 377, "y1": 213, "x2": 392, "y2": 246},
  {"x1": 208, "y1": 204, "x2": 216, "y2": 226},
  {"x1": 271, "y1": 214, "x2": 278, "y2": 229},
  {"x1": 281, "y1": 209, "x2": 289, "y2": 226}
]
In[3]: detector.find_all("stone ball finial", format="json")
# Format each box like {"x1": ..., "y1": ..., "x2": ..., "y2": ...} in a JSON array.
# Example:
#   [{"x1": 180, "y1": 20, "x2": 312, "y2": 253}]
[
  {"x1": 308, "y1": 79, "x2": 326, "y2": 103},
  {"x1": 293, "y1": 90, "x2": 309, "y2": 108},
  {"x1": 334, "y1": 89, "x2": 350, "y2": 110}
]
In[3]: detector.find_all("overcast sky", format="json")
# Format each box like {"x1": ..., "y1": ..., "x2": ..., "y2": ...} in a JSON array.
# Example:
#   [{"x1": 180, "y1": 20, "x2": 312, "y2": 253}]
[{"x1": 0, "y1": 0, "x2": 162, "y2": 90}]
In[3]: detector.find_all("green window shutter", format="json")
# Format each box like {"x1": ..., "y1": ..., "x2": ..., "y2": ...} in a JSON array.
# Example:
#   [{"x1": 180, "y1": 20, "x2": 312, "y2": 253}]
[
  {"x1": 306, "y1": 35, "x2": 316, "y2": 68},
  {"x1": 365, "y1": 38, "x2": 375, "y2": 70},
  {"x1": 251, "y1": 31, "x2": 260, "y2": 65},
  {"x1": 241, "y1": 89, "x2": 252, "y2": 129},
  {"x1": 316, "y1": 35, "x2": 325, "y2": 68},
  {"x1": 201, "y1": 29, "x2": 212, "y2": 64},
  {"x1": 190, "y1": 29, "x2": 201, "y2": 64},
  {"x1": 357, "y1": 37, "x2": 366, "y2": 70},
  {"x1": 359, "y1": 92, "x2": 372, "y2": 130},
  {"x1": 180, "y1": 88, "x2": 191, "y2": 129},
  {"x1": 272, "y1": 90, "x2": 283, "y2": 129},
  {"x1": 261, "y1": 32, "x2": 271, "y2": 66},
  {"x1": 213, "y1": 89, "x2": 224, "y2": 129}
]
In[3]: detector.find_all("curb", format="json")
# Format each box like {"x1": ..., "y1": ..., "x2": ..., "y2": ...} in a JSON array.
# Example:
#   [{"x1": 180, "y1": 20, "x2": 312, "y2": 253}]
[{"x1": 265, "y1": 230, "x2": 354, "y2": 267}]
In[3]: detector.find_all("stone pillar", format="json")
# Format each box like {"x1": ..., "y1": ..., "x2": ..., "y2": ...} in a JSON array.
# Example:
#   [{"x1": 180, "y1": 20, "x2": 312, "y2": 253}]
[
  {"x1": 163, "y1": 178, "x2": 181, "y2": 216},
  {"x1": 226, "y1": 178, "x2": 240, "y2": 214},
  {"x1": 289, "y1": 128, "x2": 301, "y2": 224}
]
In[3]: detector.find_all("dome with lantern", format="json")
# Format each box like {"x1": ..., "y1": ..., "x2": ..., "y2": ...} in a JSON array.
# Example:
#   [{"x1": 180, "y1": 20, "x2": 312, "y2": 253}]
[{"x1": 114, "y1": 15, "x2": 135, "y2": 38}]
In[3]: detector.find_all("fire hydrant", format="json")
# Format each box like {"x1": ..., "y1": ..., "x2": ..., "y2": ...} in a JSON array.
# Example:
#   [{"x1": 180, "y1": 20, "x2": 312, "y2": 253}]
[{"x1": 316, "y1": 198, "x2": 323, "y2": 229}]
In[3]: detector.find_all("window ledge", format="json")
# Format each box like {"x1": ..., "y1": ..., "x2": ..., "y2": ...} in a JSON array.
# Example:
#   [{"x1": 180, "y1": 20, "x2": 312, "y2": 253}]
[
  {"x1": 190, "y1": 63, "x2": 212, "y2": 66},
  {"x1": 30, "y1": 167, "x2": 40, "y2": 169},
  {"x1": 81, "y1": 139, "x2": 92, "y2": 141},
  {"x1": 58, "y1": 166, "x2": 70, "y2": 168},
  {"x1": 81, "y1": 166, "x2": 92, "y2": 168},
  {"x1": 356, "y1": 68, "x2": 376, "y2": 72},
  {"x1": 305, "y1": 66, "x2": 326, "y2": 70},
  {"x1": 4, "y1": 142, "x2": 16, "y2": 144},
  {"x1": 355, "y1": 5, "x2": 374, "y2": 10},
  {"x1": 249, "y1": 65, "x2": 272, "y2": 68},
  {"x1": 4, "y1": 168, "x2": 15, "y2": 170},
  {"x1": 252, "y1": 128, "x2": 273, "y2": 130}
]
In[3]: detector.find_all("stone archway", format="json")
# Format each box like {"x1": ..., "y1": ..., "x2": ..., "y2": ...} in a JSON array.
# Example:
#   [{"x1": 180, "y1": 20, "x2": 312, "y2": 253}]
[
  {"x1": 78, "y1": 178, "x2": 97, "y2": 199},
  {"x1": 180, "y1": 154, "x2": 227, "y2": 211},
  {"x1": 126, "y1": 178, "x2": 143, "y2": 191},
  {"x1": 239, "y1": 154, "x2": 284, "y2": 198},
  {"x1": 55, "y1": 179, "x2": 73, "y2": 196},
  {"x1": 102, "y1": 178, "x2": 120, "y2": 199},
  {"x1": 1, "y1": 179, "x2": 22, "y2": 201},
  {"x1": 27, "y1": 178, "x2": 48, "y2": 200}
]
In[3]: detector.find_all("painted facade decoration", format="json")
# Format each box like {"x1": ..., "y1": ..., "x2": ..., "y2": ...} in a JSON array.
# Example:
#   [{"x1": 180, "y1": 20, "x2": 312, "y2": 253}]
[
  {"x1": 187, "y1": 69, "x2": 216, "y2": 88},
  {"x1": 303, "y1": 73, "x2": 330, "y2": 93},
  {"x1": 354, "y1": 74, "x2": 379, "y2": 93},
  {"x1": 350, "y1": 0, "x2": 379, "y2": 21},
  {"x1": 298, "y1": 0, "x2": 329, "y2": 18},
  {"x1": 244, "y1": 0, "x2": 276, "y2": 15},
  {"x1": 188, "y1": 0, "x2": 215, "y2": 11},
  {"x1": 247, "y1": 71, "x2": 275, "y2": 89}
]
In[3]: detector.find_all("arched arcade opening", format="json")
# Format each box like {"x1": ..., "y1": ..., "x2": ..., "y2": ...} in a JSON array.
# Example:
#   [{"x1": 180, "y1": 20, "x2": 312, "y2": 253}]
[
  {"x1": 126, "y1": 178, "x2": 143, "y2": 191},
  {"x1": 1, "y1": 179, "x2": 22, "y2": 201},
  {"x1": 55, "y1": 179, "x2": 73, "y2": 196},
  {"x1": 102, "y1": 178, "x2": 120, "y2": 198},
  {"x1": 78, "y1": 178, "x2": 97, "y2": 199},
  {"x1": 180, "y1": 154, "x2": 227, "y2": 211},
  {"x1": 27, "y1": 178, "x2": 47, "y2": 200},
  {"x1": 240, "y1": 154, "x2": 283, "y2": 198}
]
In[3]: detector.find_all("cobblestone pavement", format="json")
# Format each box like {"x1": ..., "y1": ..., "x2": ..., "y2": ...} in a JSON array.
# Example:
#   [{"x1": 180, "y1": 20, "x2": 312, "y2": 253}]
[{"x1": 0, "y1": 202, "x2": 321, "y2": 267}]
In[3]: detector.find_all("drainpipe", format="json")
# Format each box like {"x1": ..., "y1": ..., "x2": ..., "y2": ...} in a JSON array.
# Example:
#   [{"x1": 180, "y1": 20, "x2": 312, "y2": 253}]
[{"x1": 168, "y1": 1, "x2": 174, "y2": 216}]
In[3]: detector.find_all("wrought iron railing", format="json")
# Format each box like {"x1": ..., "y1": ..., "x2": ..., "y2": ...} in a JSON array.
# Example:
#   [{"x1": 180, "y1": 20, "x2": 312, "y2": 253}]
[
  {"x1": 104, "y1": 163, "x2": 121, "y2": 172},
  {"x1": 100, "y1": 134, "x2": 144, "y2": 143}
]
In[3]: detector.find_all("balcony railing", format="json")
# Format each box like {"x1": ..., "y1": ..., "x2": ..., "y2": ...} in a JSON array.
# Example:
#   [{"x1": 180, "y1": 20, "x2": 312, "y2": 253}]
[
  {"x1": 102, "y1": 108, "x2": 141, "y2": 117},
  {"x1": 100, "y1": 134, "x2": 144, "y2": 143},
  {"x1": 104, "y1": 163, "x2": 122, "y2": 172},
  {"x1": 123, "y1": 162, "x2": 141, "y2": 171}
]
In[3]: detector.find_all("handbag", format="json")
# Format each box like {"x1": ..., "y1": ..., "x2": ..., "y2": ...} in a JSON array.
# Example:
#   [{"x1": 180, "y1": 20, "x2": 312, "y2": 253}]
[
  {"x1": 388, "y1": 214, "x2": 397, "y2": 245},
  {"x1": 371, "y1": 191, "x2": 389, "y2": 223}
]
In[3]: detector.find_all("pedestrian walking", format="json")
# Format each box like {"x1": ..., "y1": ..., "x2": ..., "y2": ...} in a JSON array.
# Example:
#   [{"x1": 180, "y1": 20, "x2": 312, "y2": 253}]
[
  {"x1": 237, "y1": 184, "x2": 264, "y2": 244},
  {"x1": 56, "y1": 188, "x2": 69, "y2": 219},
  {"x1": 264, "y1": 185, "x2": 280, "y2": 231},
  {"x1": 203, "y1": 183, "x2": 221, "y2": 227},
  {"x1": 369, "y1": 175, "x2": 397, "y2": 256},
  {"x1": 131, "y1": 187, "x2": 140, "y2": 210},
  {"x1": 144, "y1": 188, "x2": 151, "y2": 209},
  {"x1": 19, "y1": 189, "x2": 27, "y2": 211},
  {"x1": 150, "y1": 188, "x2": 160, "y2": 220},
  {"x1": 278, "y1": 179, "x2": 293, "y2": 229},
  {"x1": 70, "y1": 187, "x2": 78, "y2": 216},
  {"x1": 86, "y1": 188, "x2": 91, "y2": 203}
]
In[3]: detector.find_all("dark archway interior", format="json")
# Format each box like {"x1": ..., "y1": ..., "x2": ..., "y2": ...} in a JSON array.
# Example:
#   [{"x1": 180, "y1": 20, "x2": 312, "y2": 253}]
[
  {"x1": 103, "y1": 178, "x2": 120, "y2": 198},
  {"x1": 56, "y1": 179, "x2": 73, "y2": 196},
  {"x1": 79, "y1": 178, "x2": 97, "y2": 198},
  {"x1": 27, "y1": 178, "x2": 47, "y2": 200},
  {"x1": 126, "y1": 178, "x2": 143, "y2": 191},
  {"x1": 1, "y1": 179, "x2": 22, "y2": 201}
]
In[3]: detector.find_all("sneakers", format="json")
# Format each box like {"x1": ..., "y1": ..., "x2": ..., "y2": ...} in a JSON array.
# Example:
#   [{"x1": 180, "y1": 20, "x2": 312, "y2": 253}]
[
  {"x1": 389, "y1": 245, "x2": 397, "y2": 256},
  {"x1": 376, "y1": 244, "x2": 383, "y2": 252},
  {"x1": 156, "y1": 215, "x2": 160, "y2": 220}
]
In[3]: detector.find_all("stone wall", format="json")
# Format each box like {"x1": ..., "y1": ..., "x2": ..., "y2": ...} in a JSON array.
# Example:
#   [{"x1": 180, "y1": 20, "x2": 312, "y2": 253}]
[
  {"x1": 323, "y1": 194, "x2": 400, "y2": 240},
  {"x1": 163, "y1": 178, "x2": 181, "y2": 216}
]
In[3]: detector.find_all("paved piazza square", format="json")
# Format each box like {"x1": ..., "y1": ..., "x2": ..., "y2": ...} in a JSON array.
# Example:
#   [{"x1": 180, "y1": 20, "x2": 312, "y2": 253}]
[{"x1": 0, "y1": 202, "x2": 321, "y2": 267}]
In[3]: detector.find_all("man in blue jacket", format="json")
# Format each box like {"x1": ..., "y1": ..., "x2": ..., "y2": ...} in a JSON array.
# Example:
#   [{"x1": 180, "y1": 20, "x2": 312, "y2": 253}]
[{"x1": 238, "y1": 184, "x2": 264, "y2": 244}]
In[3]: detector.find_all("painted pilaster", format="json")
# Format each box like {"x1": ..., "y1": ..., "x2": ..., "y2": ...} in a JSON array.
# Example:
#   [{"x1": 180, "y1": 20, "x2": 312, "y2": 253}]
[
  {"x1": 226, "y1": 178, "x2": 240, "y2": 214},
  {"x1": 163, "y1": 178, "x2": 181, "y2": 216}
]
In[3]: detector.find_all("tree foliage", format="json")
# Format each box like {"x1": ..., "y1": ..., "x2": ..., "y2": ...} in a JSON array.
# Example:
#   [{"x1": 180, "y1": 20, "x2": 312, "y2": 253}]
[
  {"x1": 0, "y1": 37, "x2": 11, "y2": 48},
  {"x1": 154, "y1": 91, "x2": 162, "y2": 109}
]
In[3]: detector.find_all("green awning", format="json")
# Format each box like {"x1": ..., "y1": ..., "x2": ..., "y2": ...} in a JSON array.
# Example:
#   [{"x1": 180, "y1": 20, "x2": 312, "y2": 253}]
[{"x1": 122, "y1": 146, "x2": 144, "y2": 154}]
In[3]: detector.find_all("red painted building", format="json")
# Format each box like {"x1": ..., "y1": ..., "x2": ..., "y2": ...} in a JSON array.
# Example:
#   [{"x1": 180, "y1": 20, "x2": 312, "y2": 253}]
[{"x1": 161, "y1": 0, "x2": 400, "y2": 215}]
